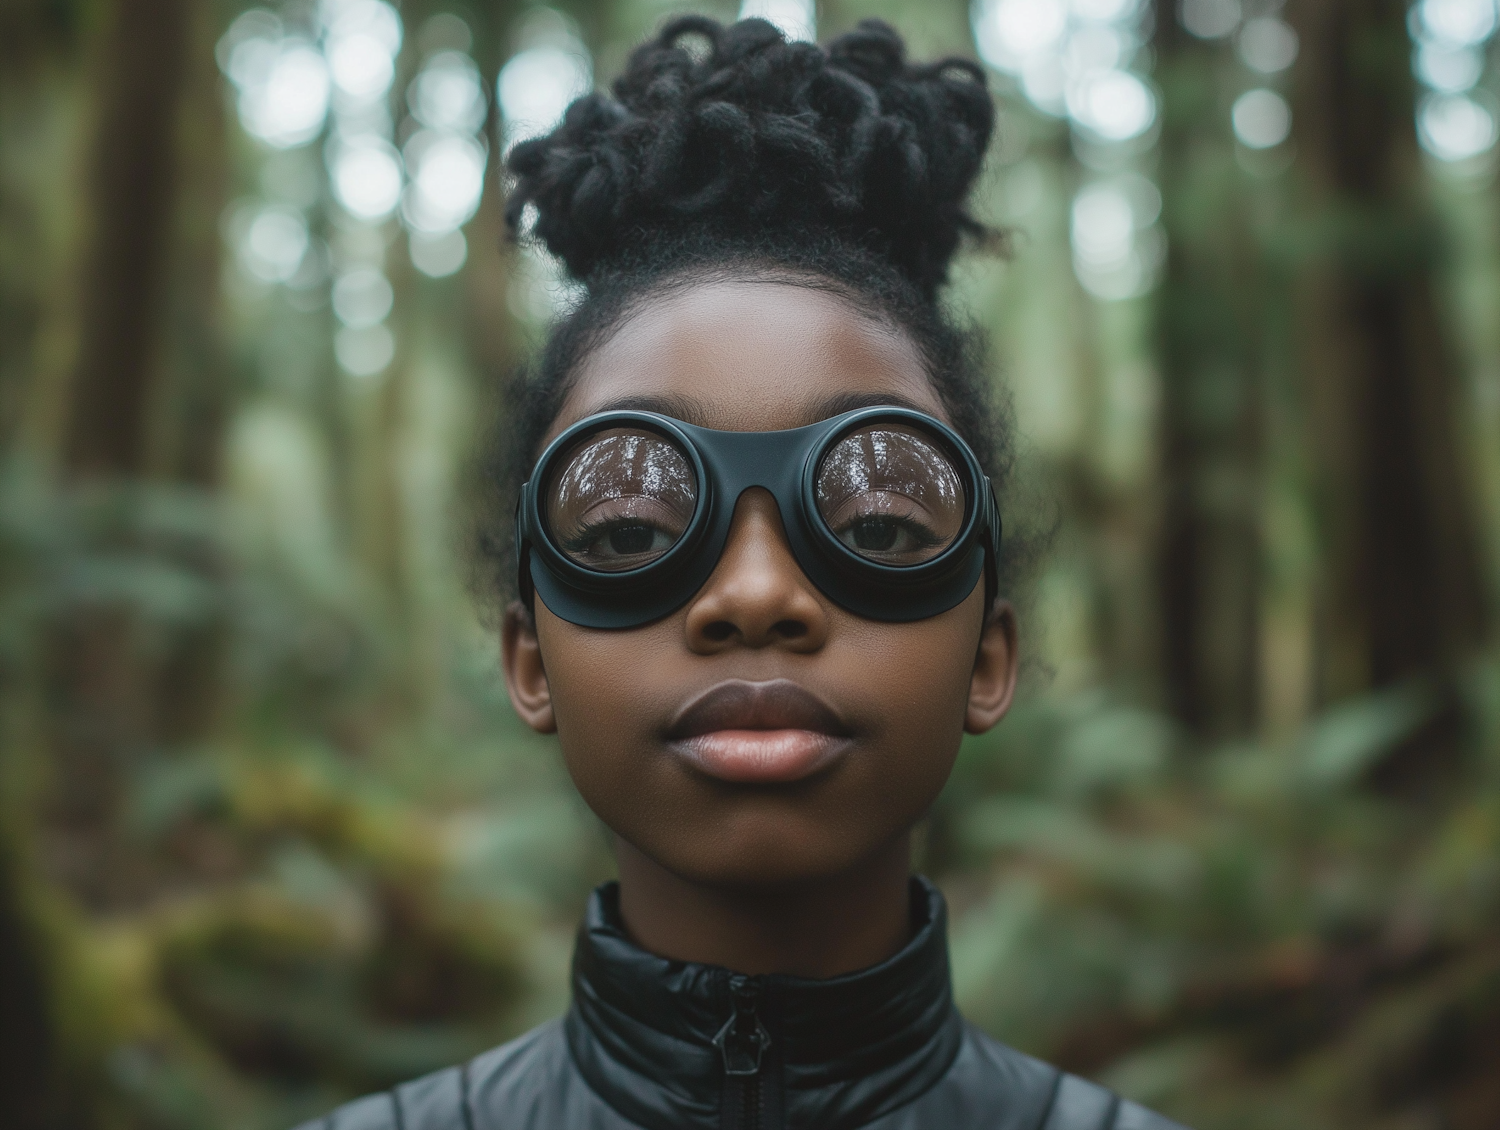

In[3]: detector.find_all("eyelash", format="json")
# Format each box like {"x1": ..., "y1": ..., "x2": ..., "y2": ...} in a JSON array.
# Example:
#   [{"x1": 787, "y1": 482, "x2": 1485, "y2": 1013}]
[
  {"x1": 560, "y1": 516, "x2": 661, "y2": 553},
  {"x1": 842, "y1": 513, "x2": 945, "y2": 544}
]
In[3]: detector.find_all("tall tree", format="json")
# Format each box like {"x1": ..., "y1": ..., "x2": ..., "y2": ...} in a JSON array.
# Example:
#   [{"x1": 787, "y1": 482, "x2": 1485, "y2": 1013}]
[
  {"x1": 45, "y1": 0, "x2": 195, "y2": 907},
  {"x1": 1289, "y1": 0, "x2": 1489, "y2": 699},
  {"x1": 63, "y1": 0, "x2": 192, "y2": 477},
  {"x1": 1151, "y1": 12, "x2": 1263, "y2": 735}
]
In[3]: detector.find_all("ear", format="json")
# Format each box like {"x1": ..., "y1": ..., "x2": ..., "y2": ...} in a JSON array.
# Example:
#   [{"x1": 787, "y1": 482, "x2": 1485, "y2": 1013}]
[
  {"x1": 965, "y1": 600, "x2": 1018, "y2": 734},
  {"x1": 502, "y1": 600, "x2": 557, "y2": 734}
]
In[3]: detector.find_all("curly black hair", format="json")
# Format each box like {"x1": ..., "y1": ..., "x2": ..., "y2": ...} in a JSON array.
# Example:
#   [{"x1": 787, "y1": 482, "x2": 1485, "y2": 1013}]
[{"x1": 475, "y1": 15, "x2": 1020, "y2": 615}]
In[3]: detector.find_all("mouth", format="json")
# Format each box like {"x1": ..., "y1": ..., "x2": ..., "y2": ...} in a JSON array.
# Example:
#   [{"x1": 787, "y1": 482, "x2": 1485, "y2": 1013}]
[{"x1": 666, "y1": 678, "x2": 853, "y2": 784}]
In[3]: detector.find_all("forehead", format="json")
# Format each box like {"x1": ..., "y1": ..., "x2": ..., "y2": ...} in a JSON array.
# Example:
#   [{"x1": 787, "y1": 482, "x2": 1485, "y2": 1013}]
[{"x1": 550, "y1": 280, "x2": 946, "y2": 441}]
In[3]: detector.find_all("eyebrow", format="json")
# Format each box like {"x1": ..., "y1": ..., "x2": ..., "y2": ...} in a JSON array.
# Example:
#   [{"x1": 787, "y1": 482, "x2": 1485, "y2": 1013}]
[
  {"x1": 588, "y1": 393, "x2": 713, "y2": 425},
  {"x1": 586, "y1": 389, "x2": 938, "y2": 429},
  {"x1": 809, "y1": 390, "x2": 936, "y2": 419}
]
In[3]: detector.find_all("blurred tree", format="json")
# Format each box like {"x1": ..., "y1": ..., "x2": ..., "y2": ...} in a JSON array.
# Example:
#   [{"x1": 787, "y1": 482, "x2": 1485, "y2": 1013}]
[
  {"x1": 1290, "y1": 0, "x2": 1490, "y2": 700},
  {"x1": 0, "y1": 2, "x2": 79, "y2": 456},
  {"x1": 147, "y1": 3, "x2": 236, "y2": 748},
  {"x1": 1153, "y1": 7, "x2": 1264, "y2": 736},
  {"x1": 44, "y1": 0, "x2": 200, "y2": 912},
  {"x1": 64, "y1": 0, "x2": 192, "y2": 478},
  {"x1": 0, "y1": 844, "x2": 54, "y2": 1129}
]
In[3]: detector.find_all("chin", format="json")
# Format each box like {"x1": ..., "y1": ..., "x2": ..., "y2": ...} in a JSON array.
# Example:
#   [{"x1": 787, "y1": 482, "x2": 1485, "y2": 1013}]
[{"x1": 655, "y1": 826, "x2": 880, "y2": 890}]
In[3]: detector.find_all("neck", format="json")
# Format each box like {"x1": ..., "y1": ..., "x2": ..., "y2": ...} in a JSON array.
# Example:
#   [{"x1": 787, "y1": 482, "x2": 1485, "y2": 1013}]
[{"x1": 612, "y1": 834, "x2": 914, "y2": 979}]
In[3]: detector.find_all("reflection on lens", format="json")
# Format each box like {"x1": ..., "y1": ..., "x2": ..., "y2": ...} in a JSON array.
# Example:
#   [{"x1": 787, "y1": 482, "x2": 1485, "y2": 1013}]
[
  {"x1": 815, "y1": 425, "x2": 965, "y2": 566},
  {"x1": 546, "y1": 428, "x2": 697, "y2": 572}
]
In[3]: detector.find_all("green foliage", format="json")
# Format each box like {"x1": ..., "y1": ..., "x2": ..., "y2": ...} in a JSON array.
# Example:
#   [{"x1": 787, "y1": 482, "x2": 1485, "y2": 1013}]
[
  {"x1": 0, "y1": 469, "x2": 602, "y2": 1127},
  {"x1": 936, "y1": 672, "x2": 1500, "y2": 1128}
]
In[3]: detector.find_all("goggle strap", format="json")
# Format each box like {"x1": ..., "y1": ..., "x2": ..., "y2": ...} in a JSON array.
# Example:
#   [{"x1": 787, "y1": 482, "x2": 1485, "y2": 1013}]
[{"x1": 515, "y1": 492, "x2": 536, "y2": 609}]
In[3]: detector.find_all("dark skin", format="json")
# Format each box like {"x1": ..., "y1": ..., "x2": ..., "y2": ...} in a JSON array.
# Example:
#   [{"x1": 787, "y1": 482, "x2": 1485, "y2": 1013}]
[{"x1": 503, "y1": 279, "x2": 1018, "y2": 979}]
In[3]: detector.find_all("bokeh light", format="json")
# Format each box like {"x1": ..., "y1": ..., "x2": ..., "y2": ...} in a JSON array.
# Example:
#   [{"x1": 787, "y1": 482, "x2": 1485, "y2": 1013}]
[
  {"x1": 401, "y1": 132, "x2": 488, "y2": 234},
  {"x1": 494, "y1": 19, "x2": 593, "y2": 319},
  {"x1": 1073, "y1": 186, "x2": 1135, "y2": 267},
  {"x1": 217, "y1": 9, "x2": 281, "y2": 72},
  {"x1": 1072, "y1": 0, "x2": 1143, "y2": 22},
  {"x1": 975, "y1": 0, "x2": 1069, "y2": 72},
  {"x1": 329, "y1": 138, "x2": 403, "y2": 219},
  {"x1": 1411, "y1": 0, "x2": 1499, "y2": 48},
  {"x1": 228, "y1": 36, "x2": 332, "y2": 148},
  {"x1": 327, "y1": 36, "x2": 394, "y2": 103},
  {"x1": 1071, "y1": 174, "x2": 1164, "y2": 301},
  {"x1": 1415, "y1": 43, "x2": 1486, "y2": 92},
  {"x1": 321, "y1": 0, "x2": 403, "y2": 105},
  {"x1": 739, "y1": 0, "x2": 817, "y2": 42},
  {"x1": 335, "y1": 323, "x2": 395, "y2": 376},
  {"x1": 1179, "y1": 0, "x2": 1242, "y2": 40},
  {"x1": 497, "y1": 42, "x2": 593, "y2": 151},
  {"x1": 241, "y1": 206, "x2": 309, "y2": 282},
  {"x1": 1236, "y1": 17, "x2": 1299, "y2": 74},
  {"x1": 1232, "y1": 88, "x2": 1293, "y2": 149},
  {"x1": 1408, "y1": 0, "x2": 1497, "y2": 162},
  {"x1": 1068, "y1": 69, "x2": 1157, "y2": 141},
  {"x1": 418, "y1": 12, "x2": 473, "y2": 55},
  {"x1": 409, "y1": 229, "x2": 468, "y2": 278},
  {"x1": 1418, "y1": 92, "x2": 1499, "y2": 160},
  {"x1": 286, "y1": 237, "x2": 330, "y2": 293},
  {"x1": 973, "y1": 0, "x2": 1155, "y2": 137},
  {"x1": 1065, "y1": 22, "x2": 1132, "y2": 72},
  {"x1": 409, "y1": 51, "x2": 487, "y2": 134},
  {"x1": 331, "y1": 267, "x2": 394, "y2": 327}
]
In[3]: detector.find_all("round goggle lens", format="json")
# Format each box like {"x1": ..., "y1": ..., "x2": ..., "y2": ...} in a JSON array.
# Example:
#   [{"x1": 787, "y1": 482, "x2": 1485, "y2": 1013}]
[
  {"x1": 545, "y1": 428, "x2": 698, "y2": 573},
  {"x1": 815, "y1": 425, "x2": 966, "y2": 567}
]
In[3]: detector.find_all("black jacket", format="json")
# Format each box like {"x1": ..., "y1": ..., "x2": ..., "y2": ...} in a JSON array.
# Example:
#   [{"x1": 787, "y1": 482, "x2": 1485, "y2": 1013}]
[{"x1": 297, "y1": 879, "x2": 1186, "y2": 1130}]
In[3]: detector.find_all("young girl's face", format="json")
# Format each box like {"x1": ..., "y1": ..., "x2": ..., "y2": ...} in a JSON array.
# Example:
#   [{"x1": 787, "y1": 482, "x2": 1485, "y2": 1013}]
[{"x1": 503, "y1": 280, "x2": 1017, "y2": 888}]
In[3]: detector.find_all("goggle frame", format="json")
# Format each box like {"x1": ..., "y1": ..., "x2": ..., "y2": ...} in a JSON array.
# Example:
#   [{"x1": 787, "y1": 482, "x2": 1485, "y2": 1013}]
[{"x1": 515, "y1": 406, "x2": 1002, "y2": 629}]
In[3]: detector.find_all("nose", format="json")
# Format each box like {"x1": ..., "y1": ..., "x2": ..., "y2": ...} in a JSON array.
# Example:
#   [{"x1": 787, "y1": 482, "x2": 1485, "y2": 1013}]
[{"x1": 683, "y1": 489, "x2": 830, "y2": 654}]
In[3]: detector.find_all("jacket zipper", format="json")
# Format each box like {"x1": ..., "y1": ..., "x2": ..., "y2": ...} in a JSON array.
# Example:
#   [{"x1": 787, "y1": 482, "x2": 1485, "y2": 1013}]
[
  {"x1": 741, "y1": 1074, "x2": 761, "y2": 1130},
  {"x1": 714, "y1": 975, "x2": 770, "y2": 1130}
]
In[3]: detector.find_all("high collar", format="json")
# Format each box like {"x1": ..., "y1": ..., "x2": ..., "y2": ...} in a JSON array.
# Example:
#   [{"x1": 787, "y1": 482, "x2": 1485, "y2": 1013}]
[{"x1": 564, "y1": 876, "x2": 964, "y2": 1130}]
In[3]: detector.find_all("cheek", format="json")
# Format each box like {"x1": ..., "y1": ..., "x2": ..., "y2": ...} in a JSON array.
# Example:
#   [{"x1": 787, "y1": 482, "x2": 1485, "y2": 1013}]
[
  {"x1": 832, "y1": 596, "x2": 983, "y2": 788},
  {"x1": 535, "y1": 613, "x2": 675, "y2": 746},
  {"x1": 838, "y1": 582, "x2": 985, "y2": 723},
  {"x1": 531, "y1": 606, "x2": 685, "y2": 814}
]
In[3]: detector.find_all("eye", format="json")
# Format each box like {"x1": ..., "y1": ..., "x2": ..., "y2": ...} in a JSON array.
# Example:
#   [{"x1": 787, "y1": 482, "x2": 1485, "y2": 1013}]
[
  {"x1": 830, "y1": 504, "x2": 945, "y2": 562},
  {"x1": 544, "y1": 428, "x2": 698, "y2": 573},
  {"x1": 564, "y1": 517, "x2": 679, "y2": 567},
  {"x1": 556, "y1": 511, "x2": 683, "y2": 571},
  {"x1": 608, "y1": 523, "x2": 655, "y2": 556},
  {"x1": 815, "y1": 425, "x2": 966, "y2": 567},
  {"x1": 849, "y1": 516, "x2": 901, "y2": 552}
]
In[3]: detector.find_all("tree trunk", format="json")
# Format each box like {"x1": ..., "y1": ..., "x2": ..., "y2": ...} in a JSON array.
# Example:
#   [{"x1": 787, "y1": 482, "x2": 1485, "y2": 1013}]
[
  {"x1": 1152, "y1": 13, "x2": 1263, "y2": 735},
  {"x1": 151, "y1": 2, "x2": 233, "y2": 746},
  {"x1": 1289, "y1": 0, "x2": 1489, "y2": 699},
  {"x1": 45, "y1": 0, "x2": 194, "y2": 908},
  {"x1": 62, "y1": 0, "x2": 191, "y2": 478},
  {"x1": 0, "y1": 852, "x2": 53, "y2": 1129}
]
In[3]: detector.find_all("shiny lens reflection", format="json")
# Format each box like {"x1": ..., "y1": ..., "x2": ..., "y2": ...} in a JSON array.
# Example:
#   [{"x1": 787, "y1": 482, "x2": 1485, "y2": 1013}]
[
  {"x1": 816, "y1": 426, "x2": 965, "y2": 566},
  {"x1": 546, "y1": 429, "x2": 697, "y2": 572}
]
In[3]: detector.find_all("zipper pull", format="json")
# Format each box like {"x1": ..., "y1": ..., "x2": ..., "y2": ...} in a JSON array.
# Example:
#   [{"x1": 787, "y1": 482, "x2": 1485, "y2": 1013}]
[{"x1": 713, "y1": 975, "x2": 771, "y2": 1076}]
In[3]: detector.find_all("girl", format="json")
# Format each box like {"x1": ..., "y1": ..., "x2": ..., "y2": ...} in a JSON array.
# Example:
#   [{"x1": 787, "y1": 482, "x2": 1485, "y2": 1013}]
[{"x1": 301, "y1": 16, "x2": 1185, "y2": 1130}]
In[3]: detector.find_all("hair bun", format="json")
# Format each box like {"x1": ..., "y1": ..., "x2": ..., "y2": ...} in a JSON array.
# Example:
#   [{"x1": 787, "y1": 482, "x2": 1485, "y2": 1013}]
[{"x1": 504, "y1": 17, "x2": 995, "y2": 296}]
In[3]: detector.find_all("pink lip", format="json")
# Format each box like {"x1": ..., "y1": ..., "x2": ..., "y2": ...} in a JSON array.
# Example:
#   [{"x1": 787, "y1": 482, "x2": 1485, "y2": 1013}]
[{"x1": 666, "y1": 679, "x2": 852, "y2": 784}]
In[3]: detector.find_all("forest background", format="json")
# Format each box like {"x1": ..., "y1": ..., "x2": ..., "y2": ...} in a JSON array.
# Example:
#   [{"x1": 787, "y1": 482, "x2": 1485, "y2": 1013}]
[{"x1": 3, "y1": 0, "x2": 1500, "y2": 1126}]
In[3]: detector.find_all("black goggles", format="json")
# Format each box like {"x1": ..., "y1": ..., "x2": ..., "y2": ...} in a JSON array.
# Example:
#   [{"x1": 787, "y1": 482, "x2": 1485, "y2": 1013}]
[{"x1": 515, "y1": 406, "x2": 1002, "y2": 630}]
